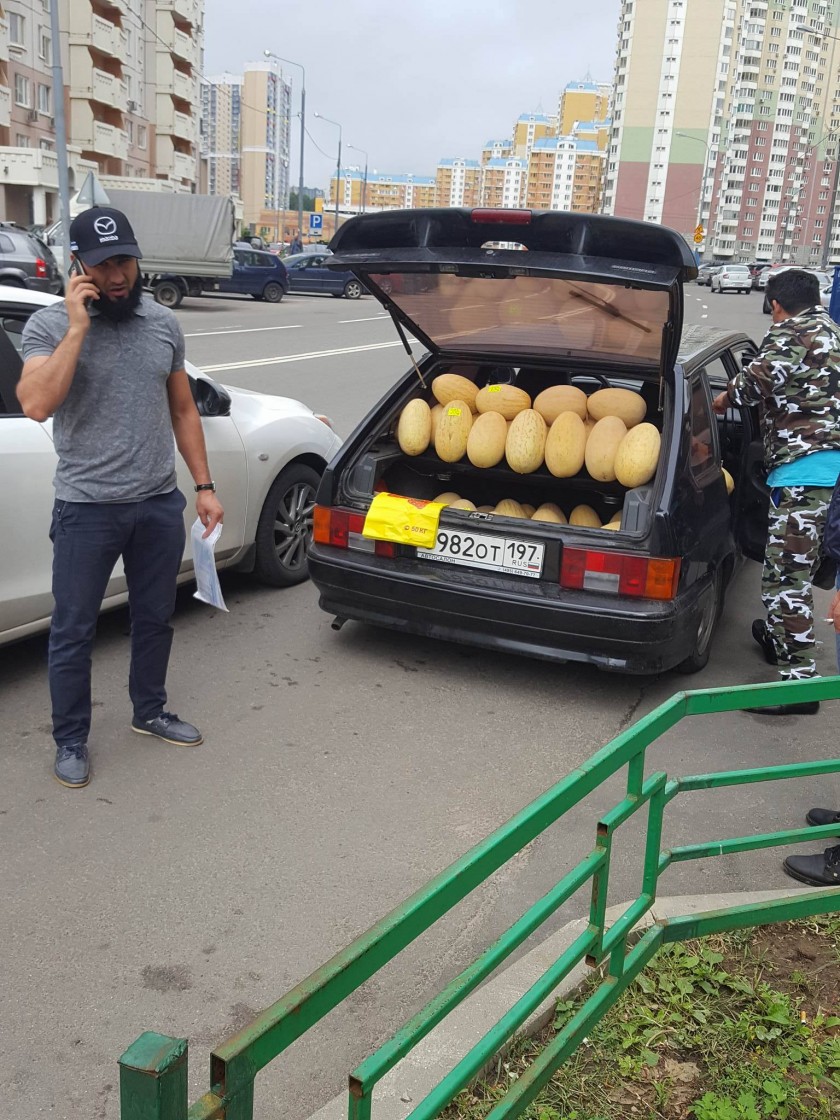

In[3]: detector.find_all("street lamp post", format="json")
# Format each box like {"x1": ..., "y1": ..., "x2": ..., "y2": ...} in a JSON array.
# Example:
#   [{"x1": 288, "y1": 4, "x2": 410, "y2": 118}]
[
  {"x1": 675, "y1": 132, "x2": 715, "y2": 258},
  {"x1": 314, "y1": 112, "x2": 342, "y2": 235},
  {"x1": 347, "y1": 144, "x2": 368, "y2": 213},
  {"x1": 264, "y1": 50, "x2": 305, "y2": 250}
]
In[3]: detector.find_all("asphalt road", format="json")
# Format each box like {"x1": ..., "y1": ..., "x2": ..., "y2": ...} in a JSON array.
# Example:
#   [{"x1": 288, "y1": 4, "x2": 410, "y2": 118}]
[{"x1": 3, "y1": 283, "x2": 838, "y2": 1120}]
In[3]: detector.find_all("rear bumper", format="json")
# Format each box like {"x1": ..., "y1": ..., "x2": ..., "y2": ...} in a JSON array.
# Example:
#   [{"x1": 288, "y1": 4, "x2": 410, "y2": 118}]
[{"x1": 309, "y1": 546, "x2": 711, "y2": 675}]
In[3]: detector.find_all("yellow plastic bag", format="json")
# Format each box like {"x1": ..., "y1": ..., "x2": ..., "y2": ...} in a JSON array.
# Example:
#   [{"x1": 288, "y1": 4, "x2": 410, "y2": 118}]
[{"x1": 362, "y1": 492, "x2": 444, "y2": 548}]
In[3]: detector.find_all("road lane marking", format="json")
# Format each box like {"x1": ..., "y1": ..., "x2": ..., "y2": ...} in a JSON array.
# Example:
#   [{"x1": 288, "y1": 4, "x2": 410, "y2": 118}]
[
  {"x1": 200, "y1": 339, "x2": 420, "y2": 373},
  {"x1": 338, "y1": 315, "x2": 389, "y2": 323},
  {"x1": 184, "y1": 325, "x2": 302, "y2": 338}
]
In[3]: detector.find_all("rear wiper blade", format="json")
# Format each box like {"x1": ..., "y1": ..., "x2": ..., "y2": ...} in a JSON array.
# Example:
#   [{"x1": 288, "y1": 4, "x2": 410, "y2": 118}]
[{"x1": 567, "y1": 284, "x2": 652, "y2": 335}]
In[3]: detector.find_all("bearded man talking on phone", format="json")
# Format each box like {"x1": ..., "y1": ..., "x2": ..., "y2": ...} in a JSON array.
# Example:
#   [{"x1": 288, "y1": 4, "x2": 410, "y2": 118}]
[{"x1": 17, "y1": 206, "x2": 224, "y2": 789}]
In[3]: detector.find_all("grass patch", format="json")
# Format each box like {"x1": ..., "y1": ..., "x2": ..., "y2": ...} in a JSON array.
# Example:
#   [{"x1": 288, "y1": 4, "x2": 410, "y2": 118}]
[{"x1": 443, "y1": 916, "x2": 840, "y2": 1120}]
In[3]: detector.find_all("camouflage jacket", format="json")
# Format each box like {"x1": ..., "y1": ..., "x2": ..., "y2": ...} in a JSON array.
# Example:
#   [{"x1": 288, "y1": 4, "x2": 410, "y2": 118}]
[{"x1": 728, "y1": 305, "x2": 840, "y2": 471}]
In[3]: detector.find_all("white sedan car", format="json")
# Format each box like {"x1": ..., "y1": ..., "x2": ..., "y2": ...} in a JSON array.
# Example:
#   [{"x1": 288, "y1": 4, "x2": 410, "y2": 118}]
[
  {"x1": 0, "y1": 288, "x2": 342, "y2": 647},
  {"x1": 710, "y1": 264, "x2": 752, "y2": 294}
]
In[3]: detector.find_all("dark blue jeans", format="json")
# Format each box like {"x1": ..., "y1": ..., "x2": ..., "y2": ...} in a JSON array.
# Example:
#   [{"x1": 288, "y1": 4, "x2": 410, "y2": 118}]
[{"x1": 49, "y1": 489, "x2": 187, "y2": 746}]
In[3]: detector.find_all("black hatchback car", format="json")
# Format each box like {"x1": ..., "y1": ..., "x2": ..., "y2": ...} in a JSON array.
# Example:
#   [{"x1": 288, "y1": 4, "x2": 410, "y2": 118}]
[{"x1": 308, "y1": 209, "x2": 769, "y2": 675}]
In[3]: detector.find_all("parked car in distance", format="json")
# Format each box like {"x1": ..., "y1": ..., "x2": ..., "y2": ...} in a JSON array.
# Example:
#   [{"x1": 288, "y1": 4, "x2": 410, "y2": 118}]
[
  {"x1": 284, "y1": 251, "x2": 366, "y2": 299},
  {"x1": 309, "y1": 208, "x2": 769, "y2": 676},
  {"x1": 761, "y1": 267, "x2": 832, "y2": 313},
  {"x1": 711, "y1": 264, "x2": 752, "y2": 293},
  {"x1": 0, "y1": 223, "x2": 63, "y2": 296},
  {"x1": 0, "y1": 287, "x2": 343, "y2": 648},
  {"x1": 219, "y1": 246, "x2": 289, "y2": 302},
  {"x1": 695, "y1": 263, "x2": 719, "y2": 286}
]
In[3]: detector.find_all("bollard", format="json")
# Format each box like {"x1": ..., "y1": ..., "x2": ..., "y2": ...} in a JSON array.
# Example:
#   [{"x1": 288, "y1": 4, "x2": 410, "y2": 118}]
[{"x1": 119, "y1": 1032, "x2": 188, "y2": 1120}]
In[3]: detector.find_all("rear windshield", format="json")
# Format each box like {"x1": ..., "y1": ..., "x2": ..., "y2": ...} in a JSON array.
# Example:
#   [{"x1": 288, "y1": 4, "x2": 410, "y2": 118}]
[{"x1": 371, "y1": 272, "x2": 669, "y2": 365}]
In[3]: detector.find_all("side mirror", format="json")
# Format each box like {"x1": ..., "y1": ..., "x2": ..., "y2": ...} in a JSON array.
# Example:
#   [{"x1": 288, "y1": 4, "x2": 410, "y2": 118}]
[{"x1": 190, "y1": 374, "x2": 231, "y2": 418}]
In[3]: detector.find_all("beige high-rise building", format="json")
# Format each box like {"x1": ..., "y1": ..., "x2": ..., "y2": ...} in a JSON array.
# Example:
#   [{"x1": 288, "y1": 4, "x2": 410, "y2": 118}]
[
  {"x1": 481, "y1": 138, "x2": 513, "y2": 165},
  {"x1": 0, "y1": 0, "x2": 204, "y2": 224},
  {"x1": 512, "y1": 112, "x2": 555, "y2": 159},
  {"x1": 524, "y1": 137, "x2": 606, "y2": 213},
  {"x1": 480, "y1": 157, "x2": 527, "y2": 208},
  {"x1": 436, "y1": 157, "x2": 480, "y2": 206},
  {"x1": 558, "y1": 79, "x2": 611, "y2": 135},
  {"x1": 327, "y1": 168, "x2": 437, "y2": 212},
  {"x1": 201, "y1": 73, "x2": 240, "y2": 199},
  {"x1": 238, "y1": 61, "x2": 291, "y2": 232}
]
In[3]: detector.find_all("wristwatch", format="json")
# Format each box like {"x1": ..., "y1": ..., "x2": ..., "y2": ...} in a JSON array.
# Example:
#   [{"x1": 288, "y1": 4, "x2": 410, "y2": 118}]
[{"x1": 195, "y1": 481, "x2": 216, "y2": 493}]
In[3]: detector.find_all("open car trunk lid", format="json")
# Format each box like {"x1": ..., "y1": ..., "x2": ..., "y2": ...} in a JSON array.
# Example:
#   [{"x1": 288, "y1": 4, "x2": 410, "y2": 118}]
[{"x1": 328, "y1": 209, "x2": 697, "y2": 372}]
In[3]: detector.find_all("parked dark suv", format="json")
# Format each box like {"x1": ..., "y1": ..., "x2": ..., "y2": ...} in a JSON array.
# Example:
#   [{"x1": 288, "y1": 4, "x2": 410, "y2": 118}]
[{"x1": 0, "y1": 224, "x2": 62, "y2": 295}]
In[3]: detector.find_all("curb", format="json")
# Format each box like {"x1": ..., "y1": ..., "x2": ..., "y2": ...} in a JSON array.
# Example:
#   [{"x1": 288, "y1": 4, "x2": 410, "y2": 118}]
[{"x1": 307, "y1": 889, "x2": 813, "y2": 1120}]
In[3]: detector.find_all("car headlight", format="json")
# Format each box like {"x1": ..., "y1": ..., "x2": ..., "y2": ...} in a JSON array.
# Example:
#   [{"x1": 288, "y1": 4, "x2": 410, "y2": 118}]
[{"x1": 315, "y1": 413, "x2": 335, "y2": 429}]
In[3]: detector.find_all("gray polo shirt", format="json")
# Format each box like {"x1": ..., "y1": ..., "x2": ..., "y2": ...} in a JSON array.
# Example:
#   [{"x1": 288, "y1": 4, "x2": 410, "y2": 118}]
[{"x1": 22, "y1": 295, "x2": 186, "y2": 502}]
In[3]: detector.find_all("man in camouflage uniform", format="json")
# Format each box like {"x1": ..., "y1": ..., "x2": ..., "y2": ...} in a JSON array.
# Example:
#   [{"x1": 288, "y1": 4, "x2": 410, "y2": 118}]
[{"x1": 713, "y1": 268, "x2": 840, "y2": 714}]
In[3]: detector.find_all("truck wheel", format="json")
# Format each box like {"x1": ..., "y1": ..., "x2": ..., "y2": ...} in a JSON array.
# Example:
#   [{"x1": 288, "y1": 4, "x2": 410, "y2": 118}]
[
  {"x1": 262, "y1": 282, "x2": 284, "y2": 303},
  {"x1": 153, "y1": 280, "x2": 183, "y2": 309},
  {"x1": 253, "y1": 463, "x2": 321, "y2": 587},
  {"x1": 343, "y1": 280, "x2": 363, "y2": 300}
]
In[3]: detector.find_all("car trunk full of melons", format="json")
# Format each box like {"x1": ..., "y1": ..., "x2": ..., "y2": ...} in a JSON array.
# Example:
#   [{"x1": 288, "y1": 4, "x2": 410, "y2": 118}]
[{"x1": 310, "y1": 209, "x2": 707, "y2": 673}]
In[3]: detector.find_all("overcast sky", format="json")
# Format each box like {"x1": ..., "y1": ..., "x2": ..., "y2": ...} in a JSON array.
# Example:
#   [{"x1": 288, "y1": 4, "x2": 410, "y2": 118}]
[{"x1": 203, "y1": 0, "x2": 620, "y2": 191}]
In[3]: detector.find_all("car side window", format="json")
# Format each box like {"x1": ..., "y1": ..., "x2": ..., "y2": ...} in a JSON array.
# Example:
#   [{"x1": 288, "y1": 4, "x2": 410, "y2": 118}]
[
  {"x1": 689, "y1": 374, "x2": 720, "y2": 480},
  {"x1": 0, "y1": 315, "x2": 25, "y2": 414},
  {"x1": 0, "y1": 233, "x2": 16, "y2": 253}
]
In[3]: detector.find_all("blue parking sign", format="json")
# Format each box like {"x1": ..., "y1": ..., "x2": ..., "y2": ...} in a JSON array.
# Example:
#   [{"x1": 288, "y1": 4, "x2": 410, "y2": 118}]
[{"x1": 309, "y1": 213, "x2": 323, "y2": 233}]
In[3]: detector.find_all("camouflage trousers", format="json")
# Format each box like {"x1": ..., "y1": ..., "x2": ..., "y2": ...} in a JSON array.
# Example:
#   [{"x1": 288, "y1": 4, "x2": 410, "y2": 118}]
[{"x1": 762, "y1": 486, "x2": 834, "y2": 680}]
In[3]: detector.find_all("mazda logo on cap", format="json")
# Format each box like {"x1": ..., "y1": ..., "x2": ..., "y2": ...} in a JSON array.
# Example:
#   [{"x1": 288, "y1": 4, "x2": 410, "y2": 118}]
[{"x1": 93, "y1": 216, "x2": 117, "y2": 236}]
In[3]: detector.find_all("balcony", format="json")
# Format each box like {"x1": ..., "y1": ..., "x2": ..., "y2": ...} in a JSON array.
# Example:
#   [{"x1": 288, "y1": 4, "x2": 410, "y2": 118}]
[
  {"x1": 0, "y1": 16, "x2": 9, "y2": 63},
  {"x1": 170, "y1": 149, "x2": 195, "y2": 181},
  {"x1": 171, "y1": 28, "x2": 195, "y2": 65},
  {"x1": 159, "y1": 65, "x2": 193, "y2": 101},
  {"x1": 71, "y1": 67, "x2": 128, "y2": 112},
  {"x1": 0, "y1": 146, "x2": 61, "y2": 186},
  {"x1": 92, "y1": 121, "x2": 128, "y2": 158},
  {"x1": 70, "y1": 13, "x2": 121, "y2": 58},
  {"x1": 0, "y1": 85, "x2": 9, "y2": 128},
  {"x1": 156, "y1": 0, "x2": 200, "y2": 24}
]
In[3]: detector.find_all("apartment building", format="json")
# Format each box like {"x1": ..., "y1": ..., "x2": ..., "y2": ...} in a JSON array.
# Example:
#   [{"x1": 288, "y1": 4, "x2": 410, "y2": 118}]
[
  {"x1": 201, "y1": 72, "x2": 240, "y2": 198},
  {"x1": 524, "y1": 136, "x2": 606, "y2": 212},
  {"x1": 436, "y1": 157, "x2": 481, "y2": 206},
  {"x1": 0, "y1": 0, "x2": 203, "y2": 225},
  {"x1": 237, "y1": 61, "x2": 291, "y2": 232},
  {"x1": 327, "y1": 168, "x2": 436, "y2": 211},
  {"x1": 512, "y1": 112, "x2": 555, "y2": 160},
  {"x1": 481, "y1": 138, "x2": 513, "y2": 164},
  {"x1": 558, "y1": 79, "x2": 611, "y2": 134},
  {"x1": 480, "y1": 157, "x2": 527, "y2": 207}
]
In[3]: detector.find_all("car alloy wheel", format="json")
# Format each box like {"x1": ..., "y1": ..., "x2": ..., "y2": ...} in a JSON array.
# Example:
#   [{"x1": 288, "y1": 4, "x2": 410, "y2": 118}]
[
  {"x1": 253, "y1": 463, "x2": 321, "y2": 587},
  {"x1": 343, "y1": 280, "x2": 363, "y2": 299}
]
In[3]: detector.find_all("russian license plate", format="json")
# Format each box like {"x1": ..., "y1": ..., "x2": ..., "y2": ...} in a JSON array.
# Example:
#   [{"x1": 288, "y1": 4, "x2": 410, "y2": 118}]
[{"x1": 418, "y1": 528, "x2": 544, "y2": 578}]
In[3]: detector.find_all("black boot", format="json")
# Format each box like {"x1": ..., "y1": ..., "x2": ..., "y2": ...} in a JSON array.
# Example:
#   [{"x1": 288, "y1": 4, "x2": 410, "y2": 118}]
[
  {"x1": 751, "y1": 618, "x2": 778, "y2": 666},
  {"x1": 806, "y1": 808, "x2": 840, "y2": 828},
  {"x1": 783, "y1": 845, "x2": 840, "y2": 887}
]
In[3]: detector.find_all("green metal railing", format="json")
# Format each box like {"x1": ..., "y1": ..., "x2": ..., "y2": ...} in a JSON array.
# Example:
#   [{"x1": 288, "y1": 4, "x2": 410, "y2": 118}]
[{"x1": 119, "y1": 676, "x2": 840, "y2": 1120}]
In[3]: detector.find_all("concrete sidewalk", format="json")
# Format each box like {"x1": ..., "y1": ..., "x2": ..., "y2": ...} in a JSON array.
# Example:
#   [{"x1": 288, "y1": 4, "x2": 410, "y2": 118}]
[{"x1": 308, "y1": 889, "x2": 814, "y2": 1120}]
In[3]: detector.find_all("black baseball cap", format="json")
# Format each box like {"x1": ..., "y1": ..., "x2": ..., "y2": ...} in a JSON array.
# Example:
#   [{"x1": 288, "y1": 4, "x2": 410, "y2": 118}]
[{"x1": 68, "y1": 206, "x2": 143, "y2": 266}]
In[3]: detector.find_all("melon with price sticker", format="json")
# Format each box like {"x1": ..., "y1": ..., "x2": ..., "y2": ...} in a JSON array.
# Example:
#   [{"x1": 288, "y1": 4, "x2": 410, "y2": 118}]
[
  {"x1": 434, "y1": 401, "x2": 473, "y2": 463},
  {"x1": 494, "y1": 499, "x2": 528, "y2": 519},
  {"x1": 570, "y1": 504, "x2": 601, "y2": 528},
  {"x1": 614, "y1": 423, "x2": 661, "y2": 488},
  {"x1": 475, "y1": 383, "x2": 531, "y2": 420},
  {"x1": 544, "y1": 411, "x2": 587, "y2": 478},
  {"x1": 533, "y1": 385, "x2": 588, "y2": 424},
  {"x1": 396, "y1": 399, "x2": 432, "y2": 457},
  {"x1": 584, "y1": 416, "x2": 627, "y2": 482},
  {"x1": 432, "y1": 374, "x2": 479, "y2": 411},
  {"x1": 505, "y1": 409, "x2": 547, "y2": 474},
  {"x1": 586, "y1": 388, "x2": 646, "y2": 428},
  {"x1": 466, "y1": 411, "x2": 508, "y2": 468}
]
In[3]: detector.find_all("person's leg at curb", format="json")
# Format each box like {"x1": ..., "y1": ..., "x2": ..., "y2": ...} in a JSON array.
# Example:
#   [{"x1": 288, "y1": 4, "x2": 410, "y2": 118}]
[{"x1": 123, "y1": 490, "x2": 201, "y2": 746}]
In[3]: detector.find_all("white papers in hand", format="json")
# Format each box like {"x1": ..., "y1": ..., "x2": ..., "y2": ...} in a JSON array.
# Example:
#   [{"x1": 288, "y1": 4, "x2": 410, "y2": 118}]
[{"x1": 191, "y1": 517, "x2": 229, "y2": 611}]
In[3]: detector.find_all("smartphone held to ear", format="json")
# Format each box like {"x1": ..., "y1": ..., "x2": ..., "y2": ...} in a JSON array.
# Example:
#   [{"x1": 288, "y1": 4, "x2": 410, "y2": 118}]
[{"x1": 68, "y1": 258, "x2": 83, "y2": 278}]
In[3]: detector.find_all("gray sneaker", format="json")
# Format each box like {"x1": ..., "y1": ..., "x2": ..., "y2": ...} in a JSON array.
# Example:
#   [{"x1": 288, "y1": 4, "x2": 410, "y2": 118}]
[
  {"x1": 131, "y1": 711, "x2": 203, "y2": 746},
  {"x1": 54, "y1": 741, "x2": 90, "y2": 788}
]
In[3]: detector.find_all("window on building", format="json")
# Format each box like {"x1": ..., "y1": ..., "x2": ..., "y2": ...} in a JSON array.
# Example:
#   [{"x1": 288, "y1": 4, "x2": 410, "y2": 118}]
[
  {"x1": 39, "y1": 138, "x2": 52, "y2": 150},
  {"x1": 15, "y1": 133, "x2": 30, "y2": 147},
  {"x1": 138, "y1": 124, "x2": 147, "y2": 149},
  {"x1": 37, "y1": 83, "x2": 50, "y2": 114},
  {"x1": 9, "y1": 12, "x2": 24, "y2": 44},
  {"x1": 14, "y1": 73, "x2": 30, "y2": 107},
  {"x1": 39, "y1": 30, "x2": 50, "y2": 62}
]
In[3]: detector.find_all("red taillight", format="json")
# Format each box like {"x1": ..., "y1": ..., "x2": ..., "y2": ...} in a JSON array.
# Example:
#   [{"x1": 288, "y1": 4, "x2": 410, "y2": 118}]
[
  {"x1": 313, "y1": 506, "x2": 394, "y2": 557},
  {"x1": 471, "y1": 208, "x2": 532, "y2": 225},
  {"x1": 560, "y1": 548, "x2": 681, "y2": 601},
  {"x1": 35, "y1": 257, "x2": 47, "y2": 278}
]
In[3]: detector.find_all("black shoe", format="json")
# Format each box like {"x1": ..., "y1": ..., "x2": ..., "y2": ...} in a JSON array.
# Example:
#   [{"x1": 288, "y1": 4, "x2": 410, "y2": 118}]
[
  {"x1": 745, "y1": 700, "x2": 820, "y2": 715},
  {"x1": 54, "y1": 741, "x2": 90, "y2": 788},
  {"x1": 806, "y1": 807, "x2": 840, "y2": 828},
  {"x1": 751, "y1": 618, "x2": 778, "y2": 665},
  {"x1": 131, "y1": 711, "x2": 203, "y2": 746},
  {"x1": 783, "y1": 845, "x2": 840, "y2": 887}
]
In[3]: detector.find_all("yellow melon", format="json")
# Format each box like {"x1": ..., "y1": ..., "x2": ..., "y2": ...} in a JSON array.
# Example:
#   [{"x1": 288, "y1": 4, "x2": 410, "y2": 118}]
[
  {"x1": 449, "y1": 499, "x2": 477, "y2": 511},
  {"x1": 396, "y1": 399, "x2": 432, "y2": 456},
  {"x1": 614, "y1": 423, "x2": 661, "y2": 488},
  {"x1": 569, "y1": 504, "x2": 602, "y2": 528},
  {"x1": 722, "y1": 467, "x2": 735, "y2": 495},
  {"x1": 602, "y1": 519, "x2": 621, "y2": 530},
  {"x1": 505, "y1": 409, "x2": 547, "y2": 474},
  {"x1": 476, "y1": 505, "x2": 494, "y2": 513},
  {"x1": 433, "y1": 491, "x2": 461, "y2": 506},
  {"x1": 466, "y1": 411, "x2": 508, "y2": 468},
  {"x1": 586, "y1": 388, "x2": 646, "y2": 428},
  {"x1": 521, "y1": 504, "x2": 536, "y2": 518},
  {"x1": 434, "y1": 400, "x2": 473, "y2": 463},
  {"x1": 584, "y1": 416, "x2": 627, "y2": 482},
  {"x1": 531, "y1": 503, "x2": 567, "y2": 524},
  {"x1": 475, "y1": 383, "x2": 531, "y2": 420},
  {"x1": 494, "y1": 498, "x2": 528, "y2": 519},
  {"x1": 430, "y1": 403, "x2": 444, "y2": 442},
  {"x1": 544, "y1": 411, "x2": 587, "y2": 478},
  {"x1": 431, "y1": 373, "x2": 479, "y2": 410},
  {"x1": 533, "y1": 385, "x2": 588, "y2": 424}
]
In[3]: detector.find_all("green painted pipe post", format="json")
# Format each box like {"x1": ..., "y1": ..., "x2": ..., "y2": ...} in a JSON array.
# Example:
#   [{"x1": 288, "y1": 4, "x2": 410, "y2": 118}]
[{"x1": 119, "y1": 1032, "x2": 188, "y2": 1120}]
